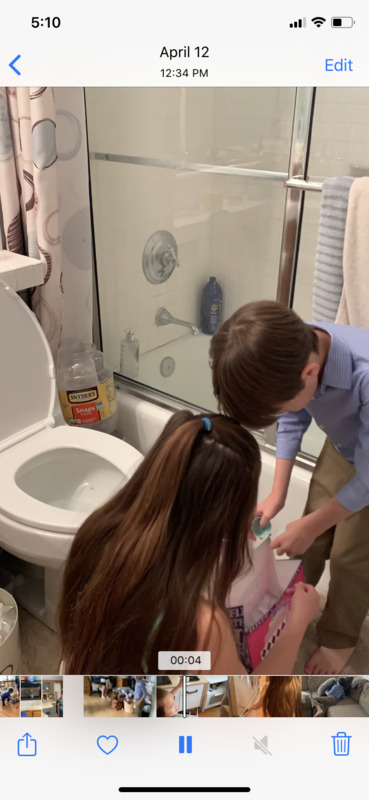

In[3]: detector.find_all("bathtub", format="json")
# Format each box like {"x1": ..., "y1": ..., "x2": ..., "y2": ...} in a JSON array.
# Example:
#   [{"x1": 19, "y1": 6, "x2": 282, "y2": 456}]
[
  {"x1": 117, "y1": 386, "x2": 310, "y2": 518},
  {"x1": 115, "y1": 388, "x2": 329, "y2": 594},
  {"x1": 136, "y1": 333, "x2": 216, "y2": 411},
  {"x1": 131, "y1": 332, "x2": 325, "y2": 459}
]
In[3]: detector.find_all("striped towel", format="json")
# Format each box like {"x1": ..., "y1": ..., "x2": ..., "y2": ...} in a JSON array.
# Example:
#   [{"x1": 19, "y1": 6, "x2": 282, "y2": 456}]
[
  {"x1": 336, "y1": 176, "x2": 369, "y2": 327},
  {"x1": 312, "y1": 176, "x2": 354, "y2": 322}
]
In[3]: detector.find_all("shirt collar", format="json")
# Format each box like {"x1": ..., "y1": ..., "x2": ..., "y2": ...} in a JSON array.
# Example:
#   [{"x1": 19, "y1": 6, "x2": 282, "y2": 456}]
[{"x1": 311, "y1": 323, "x2": 353, "y2": 394}]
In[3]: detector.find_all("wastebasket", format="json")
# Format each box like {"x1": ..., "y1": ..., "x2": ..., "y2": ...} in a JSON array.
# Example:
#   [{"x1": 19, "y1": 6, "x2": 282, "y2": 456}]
[
  {"x1": 332, "y1": 732, "x2": 351, "y2": 756},
  {"x1": 0, "y1": 588, "x2": 21, "y2": 674},
  {"x1": 124, "y1": 698, "x2": 134, "y2": 714}
]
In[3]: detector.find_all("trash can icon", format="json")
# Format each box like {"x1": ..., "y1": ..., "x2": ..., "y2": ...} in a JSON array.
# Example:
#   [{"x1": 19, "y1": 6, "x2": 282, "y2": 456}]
[{"x1": 332, "y1": 732, "x2": 351, "y2": 756}]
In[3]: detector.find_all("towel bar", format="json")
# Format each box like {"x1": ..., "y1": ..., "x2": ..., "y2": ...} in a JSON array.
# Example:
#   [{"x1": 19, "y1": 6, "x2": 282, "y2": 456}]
[{"x1": 284, "y1": 178, "x2": 323, "y2": 192}]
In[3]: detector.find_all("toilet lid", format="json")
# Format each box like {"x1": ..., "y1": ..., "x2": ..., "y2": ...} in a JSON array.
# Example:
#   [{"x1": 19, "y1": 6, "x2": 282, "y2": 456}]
[{"x1": 0, "y1": 280, "x2": 55, "y2": 451}]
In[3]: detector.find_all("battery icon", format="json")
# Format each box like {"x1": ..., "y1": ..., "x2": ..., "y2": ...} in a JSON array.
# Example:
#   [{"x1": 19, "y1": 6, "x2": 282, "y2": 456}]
[{"x1": 331, "y1": 17, "x2": 355, "y2": 27}]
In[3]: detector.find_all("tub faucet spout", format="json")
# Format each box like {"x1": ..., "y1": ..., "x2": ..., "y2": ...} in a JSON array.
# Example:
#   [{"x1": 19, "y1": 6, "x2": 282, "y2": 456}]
[{"x1": 155, "y1": 307, "x2": 200, "y2": 336}]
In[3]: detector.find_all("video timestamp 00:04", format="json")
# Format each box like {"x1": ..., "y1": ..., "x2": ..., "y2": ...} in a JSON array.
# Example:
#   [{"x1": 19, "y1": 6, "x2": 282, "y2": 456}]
[{"x1": 160, "y1": 69, "x2": 209, "y2": 78}]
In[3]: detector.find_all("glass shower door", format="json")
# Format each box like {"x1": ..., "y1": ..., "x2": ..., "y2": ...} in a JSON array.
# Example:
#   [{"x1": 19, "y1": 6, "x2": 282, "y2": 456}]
[
  {"x1": 292, "y1": 87, "x2": 369, "y2": 457},
  {"x1": 86, "y1": 87, "x2": 296, "y2": 413}
]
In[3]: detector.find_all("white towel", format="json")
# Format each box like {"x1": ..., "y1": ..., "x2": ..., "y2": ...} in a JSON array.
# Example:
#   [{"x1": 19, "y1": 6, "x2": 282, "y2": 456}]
[
  {"x1": 336, "y1": 177, "x2": 369, "y2": 328},
  {"x1": 313, "y1": 177, "x2": 354, "y2": 322}
]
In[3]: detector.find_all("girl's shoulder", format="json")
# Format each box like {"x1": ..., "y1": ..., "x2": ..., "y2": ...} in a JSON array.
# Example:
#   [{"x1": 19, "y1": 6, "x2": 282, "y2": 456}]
[{"x1": 197, "y1": 601, "x2": 248, "y2": 675}]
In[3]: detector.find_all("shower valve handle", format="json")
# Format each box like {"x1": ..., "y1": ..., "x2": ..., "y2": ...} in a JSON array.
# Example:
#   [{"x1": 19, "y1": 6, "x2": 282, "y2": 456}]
[{"x1": 159, "y1": 246, "x2": 180, "y2": 274}]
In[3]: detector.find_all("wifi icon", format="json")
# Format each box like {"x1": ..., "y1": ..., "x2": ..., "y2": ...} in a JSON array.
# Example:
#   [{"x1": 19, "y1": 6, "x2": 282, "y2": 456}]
[{"x1": 312, "y1": 16, "x2": 326, "y2": 27}]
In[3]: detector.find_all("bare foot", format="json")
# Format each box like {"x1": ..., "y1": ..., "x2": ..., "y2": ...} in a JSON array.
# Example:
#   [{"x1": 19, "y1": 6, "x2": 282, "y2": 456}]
[
  {"x1": 313, "y1": 703, "x2": 324, "y2": 717},
  {"x1": 305, "y1": 645, "x2": 355, "y2": 675}
]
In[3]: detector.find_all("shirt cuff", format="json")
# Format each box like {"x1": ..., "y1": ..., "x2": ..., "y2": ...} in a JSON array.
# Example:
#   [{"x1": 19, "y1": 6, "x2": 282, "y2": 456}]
[
  {"x1": 336, "y1": 474, "x2": 369, "y2": 512},
  {"x1": 275, "y1": 438, "x2": 301, "y2": 460}
]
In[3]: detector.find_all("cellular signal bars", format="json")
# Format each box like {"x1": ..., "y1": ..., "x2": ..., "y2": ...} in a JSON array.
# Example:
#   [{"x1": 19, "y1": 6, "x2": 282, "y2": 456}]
[{"x1": 290, "y1": 18, "x2": 306, "y2": 28}]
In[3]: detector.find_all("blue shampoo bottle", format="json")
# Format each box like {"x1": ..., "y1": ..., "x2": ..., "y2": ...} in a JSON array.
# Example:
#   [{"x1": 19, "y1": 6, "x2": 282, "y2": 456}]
[{"x1": 200, "y1": 276, "x2": 223, "y2": 334}]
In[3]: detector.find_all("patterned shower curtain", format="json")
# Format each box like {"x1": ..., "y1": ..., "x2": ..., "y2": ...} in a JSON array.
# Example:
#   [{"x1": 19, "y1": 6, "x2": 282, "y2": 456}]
[
  {"x1": 0, "y1": 87, "x2": 93, "y2": 360},
  {"x1": 0, "y1": 87, "x2": 63, "y2": 358}
]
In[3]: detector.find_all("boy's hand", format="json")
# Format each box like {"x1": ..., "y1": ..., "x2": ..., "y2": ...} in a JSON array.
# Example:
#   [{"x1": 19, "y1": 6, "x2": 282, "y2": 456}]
[
  {"x1": 256, "y1": 492, "x2": 285, "y2": 527},
  {"x1": 270, "y1": 518, "x2": 318, "y2": 557}
]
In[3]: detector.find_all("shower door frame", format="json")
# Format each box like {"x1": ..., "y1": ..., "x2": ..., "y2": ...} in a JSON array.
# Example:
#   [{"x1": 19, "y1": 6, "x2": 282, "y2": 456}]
[
  {"x1": 89, "y1": 87, "x2": 321, "y2": 466},
  {"x1": 264, "y1": 86, "x2": 317, "y2": 456}
]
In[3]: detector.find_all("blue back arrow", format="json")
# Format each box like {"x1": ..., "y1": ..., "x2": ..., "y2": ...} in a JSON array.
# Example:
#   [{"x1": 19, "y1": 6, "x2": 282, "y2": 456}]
[{"x1": 9, "y1": 55, "x2": 21, "y2": 75}]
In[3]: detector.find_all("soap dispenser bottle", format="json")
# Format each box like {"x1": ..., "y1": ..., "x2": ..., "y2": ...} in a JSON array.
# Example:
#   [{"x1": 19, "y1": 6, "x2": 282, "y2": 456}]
[{"x1": 120, "y1": 330, "x2": 139, "y2": 379}]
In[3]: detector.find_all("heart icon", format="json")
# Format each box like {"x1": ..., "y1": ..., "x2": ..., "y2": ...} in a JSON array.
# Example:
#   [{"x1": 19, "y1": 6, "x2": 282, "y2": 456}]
[{"x1": 97, "y1": 735, "x2": 119, "y2": 755}]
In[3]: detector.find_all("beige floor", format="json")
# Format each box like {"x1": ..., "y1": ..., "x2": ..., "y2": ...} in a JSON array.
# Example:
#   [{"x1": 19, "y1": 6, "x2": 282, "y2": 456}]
[
  {"x1": 84, "y1": 693, "x2": 136, "y2": 718},
  {"x1": 199, "y1": 707, "x2": 221, "y2": 718},
  {"x1": 0, "y1": 702, "x2": 20, "y2": 718},
  {"x1": 294, "y1": 590, "x2": 369, "y2": 675},
  {"x1": 199, "y1": 706, "x2": 259, "y2": 718}
]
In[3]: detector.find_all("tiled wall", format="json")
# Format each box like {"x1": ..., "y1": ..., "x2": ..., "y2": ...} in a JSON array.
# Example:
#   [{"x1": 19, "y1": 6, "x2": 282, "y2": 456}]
[{"x1": 86, "y1": 87, "x2": 369, "y2": 373}]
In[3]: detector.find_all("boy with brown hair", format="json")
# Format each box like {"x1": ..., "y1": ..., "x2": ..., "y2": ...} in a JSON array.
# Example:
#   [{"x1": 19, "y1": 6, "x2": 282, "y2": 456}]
[{"x1": 210, "y1": 300, "x2": 369, "y2": 675}]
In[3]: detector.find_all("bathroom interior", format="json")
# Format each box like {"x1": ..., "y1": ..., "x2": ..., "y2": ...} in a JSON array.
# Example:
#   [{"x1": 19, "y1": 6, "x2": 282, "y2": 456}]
[{"x1": 0, "y1": 86, "x2": 369, "y2": 674}]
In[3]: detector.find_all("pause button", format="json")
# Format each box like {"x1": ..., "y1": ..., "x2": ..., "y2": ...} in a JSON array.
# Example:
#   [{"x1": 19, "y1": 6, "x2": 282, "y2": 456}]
[{"x1": 179, "y1": 736, "x2": 192, "y2": 754}]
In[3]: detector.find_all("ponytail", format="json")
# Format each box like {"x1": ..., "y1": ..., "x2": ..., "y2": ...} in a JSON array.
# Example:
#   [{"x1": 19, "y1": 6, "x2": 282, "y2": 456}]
[{"x1": 58, "y1": 411, "x2": 260, "y2": 673}]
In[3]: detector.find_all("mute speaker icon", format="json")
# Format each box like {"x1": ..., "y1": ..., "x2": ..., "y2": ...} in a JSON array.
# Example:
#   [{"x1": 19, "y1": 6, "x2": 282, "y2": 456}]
[{"x1": 253, "y1": 735, "x2": 272, "y2": 755}]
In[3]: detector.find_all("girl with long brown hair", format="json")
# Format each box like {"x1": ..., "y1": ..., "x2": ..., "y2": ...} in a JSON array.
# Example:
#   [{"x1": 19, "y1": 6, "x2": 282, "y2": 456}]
[
  {"x1": 58, "y1": 411, "x2": 319, "y2": 674},
  {"x1": 247, "y1": 677, "x2": 302, "y2": 717}
]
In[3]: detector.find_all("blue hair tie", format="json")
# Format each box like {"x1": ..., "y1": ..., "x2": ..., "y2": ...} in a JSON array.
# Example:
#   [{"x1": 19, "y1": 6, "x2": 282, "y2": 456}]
[{"x1": 202, "y1": 417, "x2": 212, "y2": 432}]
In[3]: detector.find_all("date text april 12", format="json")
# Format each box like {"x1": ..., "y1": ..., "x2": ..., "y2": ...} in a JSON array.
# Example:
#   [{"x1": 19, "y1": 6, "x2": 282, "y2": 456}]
[{"x1": 160, "y1": 46, "x2": 209, "y2": 59}]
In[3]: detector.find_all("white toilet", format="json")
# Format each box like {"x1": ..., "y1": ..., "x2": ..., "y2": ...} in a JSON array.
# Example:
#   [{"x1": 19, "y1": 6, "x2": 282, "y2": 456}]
[{"x1": 0, "y1": 279, "x2": 143, "y2": 628}]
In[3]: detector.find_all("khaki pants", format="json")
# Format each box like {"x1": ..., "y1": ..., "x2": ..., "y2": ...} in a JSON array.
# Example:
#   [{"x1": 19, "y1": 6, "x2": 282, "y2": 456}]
[
  {"x1": 311, "y1": 695, "x2": 337, "y2": 716},
  {"x1": 303, "y1": 438, "x2": 369, "y2": 648}
]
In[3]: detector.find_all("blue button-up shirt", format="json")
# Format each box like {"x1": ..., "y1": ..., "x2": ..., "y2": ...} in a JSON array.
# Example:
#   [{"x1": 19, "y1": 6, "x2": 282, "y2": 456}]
[
  {"x1": 134, "y1": 679, "x2": 147, "y2": 701},
  {"x1": 326, "y1": 683, "x2": 345, "y2": 702},
  {"x1": 276, "y1": 322, "x2": 369, "y2": 512}
]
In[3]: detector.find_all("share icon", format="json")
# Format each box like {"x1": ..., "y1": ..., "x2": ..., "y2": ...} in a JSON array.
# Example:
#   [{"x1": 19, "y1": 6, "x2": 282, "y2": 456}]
[{"x1": 253, "y1": 735, "x2": 272, "y2": 755}]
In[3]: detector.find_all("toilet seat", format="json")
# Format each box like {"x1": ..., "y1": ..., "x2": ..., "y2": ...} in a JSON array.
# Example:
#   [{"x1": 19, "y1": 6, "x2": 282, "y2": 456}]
[
  {"x1": 0, "y1": 425, "x2": 142, "y2": 534},
  {"x1": 0, "y1": 280, "x2": 56, "y2": 453},
  {"x1": 0, "y1": 279, "x2": 143, "y2": 537}
]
